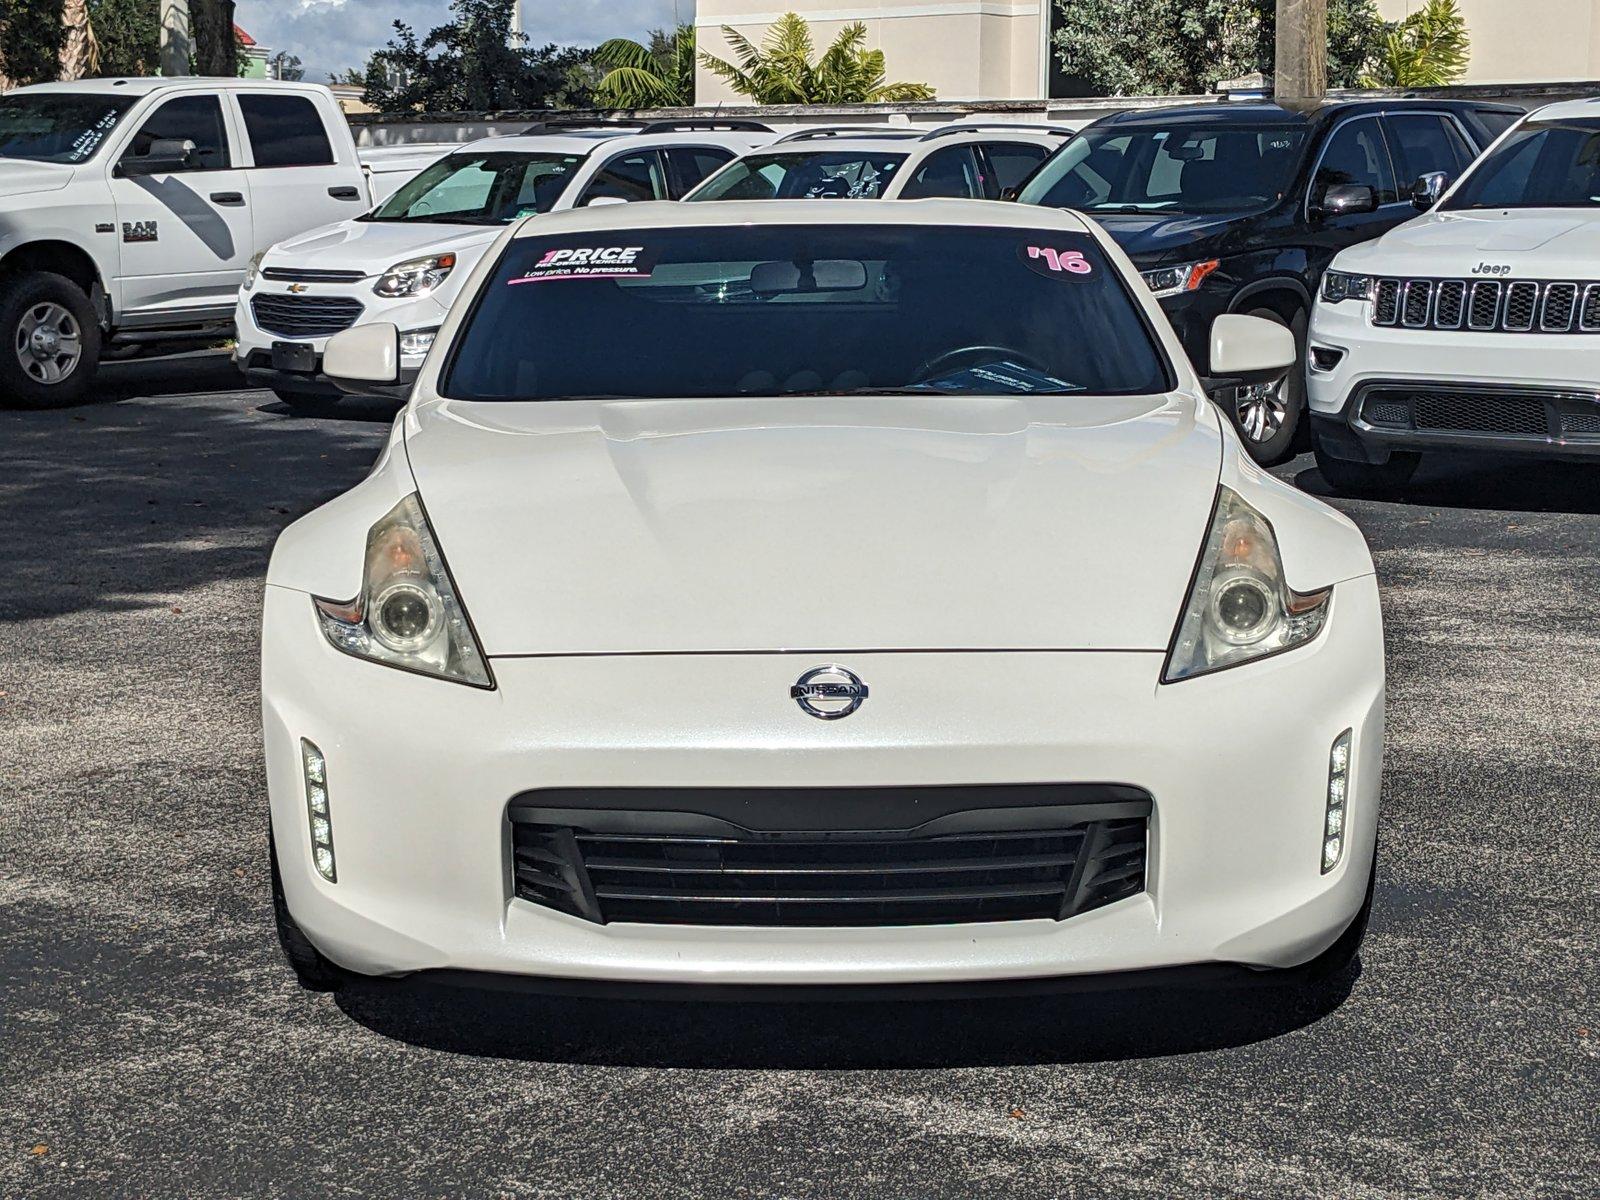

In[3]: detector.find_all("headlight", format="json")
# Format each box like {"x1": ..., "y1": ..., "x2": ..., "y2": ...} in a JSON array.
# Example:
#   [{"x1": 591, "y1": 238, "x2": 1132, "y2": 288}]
[
  {"x1": 1321, "y1": 269, "x2": 1375, "y2": 304},
  {"x1": 1141, "y1": 259, "x2": 1221, "y2": 299},
  {"x1": 1163, "y1": 487, "x2": 1331, "y2": 682},
  {"x1": 313, "y1": 493, "x2": 492, "y2": 688},
  {"x1": 374, "y1": 253, "x2": 457, "y2": 298},
  {"x1": 398, "y1": 327, "x2": 438, "y2": 358},
  {"x1": 243, "y1": 250, "x2": 266, "y2": 291}
]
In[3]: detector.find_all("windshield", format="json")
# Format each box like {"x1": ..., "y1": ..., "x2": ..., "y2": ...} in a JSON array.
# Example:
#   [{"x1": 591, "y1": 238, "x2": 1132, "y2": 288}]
[
  {"x1": 1018, "y1": 124, "x2": 1307, "y2": 214},
  {"x1": 1444, "y1": 119, "x2": 1600, "y2": 210},
  {"x1": 689, "y1": 151, "x2": 908, "y2": 201},
  {"x1": 0, "y1": 93, "x2": 135, "y2": 164},
  {"x1": 368, "y1": 151, "x2": 585, "y2": 225},
  {"x1": 442, "y1": 224, "x2": 1172, "y2": 402}
]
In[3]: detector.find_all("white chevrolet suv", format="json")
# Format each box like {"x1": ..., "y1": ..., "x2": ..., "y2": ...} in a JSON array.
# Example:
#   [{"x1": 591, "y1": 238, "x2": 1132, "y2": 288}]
[
  {"x1": 1308, "y1": 99, "x2": 1600, "y2": 493},
  {"x1": 234, "y1": 120, "x2": 773, "y2": 410}
]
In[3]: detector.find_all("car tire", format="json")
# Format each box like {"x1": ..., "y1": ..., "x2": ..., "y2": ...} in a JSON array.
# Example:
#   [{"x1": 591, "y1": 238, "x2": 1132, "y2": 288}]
[
  {"x1": 272, "y1": 388, "x2": 339, "y2": 416},
  {"x1": 0, "y1": 271, "x2": 103, "y2": 409},
  {"x1": 1226, "y1": 306, "x2": 1305, "y2": 467},
  {"x1": 1313, "y1": 428, "x2": 1421, "y2": 496},
  {"x1": 270, "y1": 829, "x2": 345, "y2": 992}
]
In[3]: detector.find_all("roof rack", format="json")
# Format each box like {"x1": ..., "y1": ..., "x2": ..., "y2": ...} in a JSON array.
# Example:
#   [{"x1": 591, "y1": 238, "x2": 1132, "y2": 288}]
[
  {"x1": 773, "y1": 126, "x2": 927, "y2": 144},
  {"x1": 636, "y1": 119, "x2": 773, "y2": 135},
  {"x1": 920, "y1": 122, "x2": 1077, "y2": 141},
  {"x1": 519, "y1": 119, "x2": 644, "y2": 136}
]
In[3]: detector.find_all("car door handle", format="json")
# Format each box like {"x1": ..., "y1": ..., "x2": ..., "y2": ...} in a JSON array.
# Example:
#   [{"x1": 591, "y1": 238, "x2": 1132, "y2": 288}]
[
  {"x1": 209, "y1": 191, "x2": 246, "y2": 206},
  {"x1": 328, "y1": 186, "x2": 362, "y2": 201}
]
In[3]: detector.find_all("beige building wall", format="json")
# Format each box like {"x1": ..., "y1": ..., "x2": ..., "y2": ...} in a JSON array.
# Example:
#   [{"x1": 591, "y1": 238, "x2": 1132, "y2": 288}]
[
  {"x1": 1375, "y1": 0, "x2": 1600, "y2": 84},
  {"x1": 694, "y1": 1, "x2": 1047, "y2": 103}
]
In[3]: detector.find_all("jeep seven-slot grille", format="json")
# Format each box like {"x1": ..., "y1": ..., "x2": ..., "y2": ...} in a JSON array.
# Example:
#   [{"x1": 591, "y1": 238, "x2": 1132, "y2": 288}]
[
  {"x1": 508, "y1": 785, "x2": 1152, "y2": 927},
  {"x1": 250, "y1": 293, "x2": 364, "y2": 338},
  {"x1": 1371, "y1": 277, "x2": 1600, "y2": 334}
]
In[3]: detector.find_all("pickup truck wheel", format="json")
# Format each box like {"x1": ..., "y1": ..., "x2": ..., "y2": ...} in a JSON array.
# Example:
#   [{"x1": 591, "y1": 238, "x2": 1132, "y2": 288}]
[
  {"x1": 1313, "y1": 429, "x2": 1421, "y2": 496},
  {"x1": 0, "y1": 271, "x2": 102, "y2": 409},
  {"x1": 1225, "y1": 307, "x2": 1305, "y2": 467}
]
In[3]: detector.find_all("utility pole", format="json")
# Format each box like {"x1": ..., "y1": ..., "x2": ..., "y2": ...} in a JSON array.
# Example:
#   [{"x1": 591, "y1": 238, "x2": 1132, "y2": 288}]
[
  {"x1": 160, "y1": 0, "x2": 191, "y2": 76},
  {"x1": 1274, "y1": 0, "x2": 1327, "y2": 101}
]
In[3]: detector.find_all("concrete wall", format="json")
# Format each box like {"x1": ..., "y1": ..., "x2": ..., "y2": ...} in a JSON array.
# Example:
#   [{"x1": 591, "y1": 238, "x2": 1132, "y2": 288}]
[
  {"x1": 693, "y1": 1, "x2": 1047, "y2": 103},
  {"x1": 1379, "y1": 1, "x2": 1600, "y2": 85}
]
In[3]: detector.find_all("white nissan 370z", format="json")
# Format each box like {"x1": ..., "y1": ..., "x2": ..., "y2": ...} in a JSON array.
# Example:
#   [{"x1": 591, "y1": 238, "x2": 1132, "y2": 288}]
[{"x1": 262, "y1": 199, "x2": 1384, "y2": 994}]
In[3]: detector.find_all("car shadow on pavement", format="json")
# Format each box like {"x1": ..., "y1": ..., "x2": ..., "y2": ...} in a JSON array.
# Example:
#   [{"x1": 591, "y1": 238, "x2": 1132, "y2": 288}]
[
  {"x1": 334, "y1": 967, "x2": 1358, "y2": 1069},
  {"x1": 1293, "y1": 451, "x2": 1600, "y2": 516}
]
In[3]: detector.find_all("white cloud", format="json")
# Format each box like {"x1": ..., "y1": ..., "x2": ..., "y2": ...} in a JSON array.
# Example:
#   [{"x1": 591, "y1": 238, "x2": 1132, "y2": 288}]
[{"x1": 234, "y1": 0, "x2": 686, "y2": 84}]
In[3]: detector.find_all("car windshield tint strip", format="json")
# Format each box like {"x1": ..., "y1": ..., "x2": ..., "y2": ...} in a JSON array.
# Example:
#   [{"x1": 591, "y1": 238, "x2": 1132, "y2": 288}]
[{"x1": 442, "y1": 224, "x2": 1172, "y2": 401}]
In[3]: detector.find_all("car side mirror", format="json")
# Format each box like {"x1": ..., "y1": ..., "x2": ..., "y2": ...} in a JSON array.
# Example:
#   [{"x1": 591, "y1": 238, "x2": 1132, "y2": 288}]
[
  {"x1": 324, "y1": 323, "x2": 400, "y2": 395},
  {"x1": 1316, "y1": 183, "x2": 1377, "y2": 219},
  {"x1": 583, "y1": 195, "x2": 632, "y2": 207},
  {"x1": 116, "y1": 138, "x2": 197, "y2": 177},
  {"x1": 1209, "y1": 314, "x2": 1295, "y2": 386},
  {"x1": 1411, "y1": 171, "x2": 1450, "y2": 210}
]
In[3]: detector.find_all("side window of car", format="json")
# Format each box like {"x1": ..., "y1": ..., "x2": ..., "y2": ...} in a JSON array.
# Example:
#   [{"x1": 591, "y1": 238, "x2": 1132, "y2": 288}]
[
  {"x1": 119, "y1": 95, "x2": 230, "y2": 172},
  {"x1": 898, "y1": 146, "x2": 982, "y2": 199},
  {"x1": 238, "y1": 94, "x2": 335, "y2": 168},
  {"x1": 982, "y1": 142, "x2": 1050, "y2": 196},
  {"x1": 1385, "y1": 113, "x2": 1470, "y2": 186},
  {"x1": 1312, "y1": 118, "x2": 1397, "y2": 207},
  {"x1": 581, "y1": 151, "x2": 668, "y2": 205},
  {"x1": 665, "y1": 147, "x2": 736, "y2": 197}
]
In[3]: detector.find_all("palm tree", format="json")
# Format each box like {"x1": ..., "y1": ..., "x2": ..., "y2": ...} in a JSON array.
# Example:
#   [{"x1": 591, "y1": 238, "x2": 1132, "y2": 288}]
[
  {"x1": 593, "y1": 23, "x2": 695, "y2": 109},
  {"x1": 1362, "y1": 0, "x2": 1471, "y2": 88},
  {"x1": 699, "y1": 13, "x2": 934, "y2": 104}
]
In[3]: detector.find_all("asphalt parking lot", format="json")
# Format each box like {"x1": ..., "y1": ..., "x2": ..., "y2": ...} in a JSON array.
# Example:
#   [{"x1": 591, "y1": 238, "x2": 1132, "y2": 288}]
[{"x1": 2, "y1": 352, "x2": 1596, "y2": 1199}]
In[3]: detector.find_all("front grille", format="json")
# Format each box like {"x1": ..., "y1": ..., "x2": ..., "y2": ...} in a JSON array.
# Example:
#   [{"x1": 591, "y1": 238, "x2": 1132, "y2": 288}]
[
  {"x1": 1372, "y1": 277, "x2": 1600, "y2": 334},
  {"x1": 261, "y1": 267, "x2": 367, "y2": 283},
  {"x1": 250, "y1": 293, "x2": 364, "y2": 338},
  {"x1": 509, "y1": 785, "x2": 1152, "y2": 928},
  {"x1": 1356, "y1": 385, "x2": 1600, "y2": 440}
]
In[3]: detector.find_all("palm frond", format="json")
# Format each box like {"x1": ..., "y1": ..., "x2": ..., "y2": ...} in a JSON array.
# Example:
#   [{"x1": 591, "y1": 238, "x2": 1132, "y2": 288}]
[{"x1": 593, "y1": 38, "x2": 655, "y2": 73}]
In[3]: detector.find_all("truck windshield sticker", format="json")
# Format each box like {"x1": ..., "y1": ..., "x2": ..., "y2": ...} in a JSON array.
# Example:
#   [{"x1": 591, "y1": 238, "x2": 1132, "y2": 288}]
[{"x1": 509, "y1": 245, "x2": 658, "y2": 284}]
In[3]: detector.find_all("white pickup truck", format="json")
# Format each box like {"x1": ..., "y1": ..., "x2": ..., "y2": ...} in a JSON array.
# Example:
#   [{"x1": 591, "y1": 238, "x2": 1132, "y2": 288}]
[{"x1": 0, "y1": 76, "x2": 436, "y2": 407}]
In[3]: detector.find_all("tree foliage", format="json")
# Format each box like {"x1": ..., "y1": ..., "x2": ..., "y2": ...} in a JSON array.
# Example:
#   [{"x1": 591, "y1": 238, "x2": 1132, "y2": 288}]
[
  {"x1": 87, "y1": 0, "x2": 159, "y2": 77},
  {"x1": 1361, "y1": 0, "x2": 1470, "y2": 87},
  {"x1": 0, "y1": 0, "x2": 69, "y2": 86},
  {"x1": 1051, "y1": 0, "x2": 1390, "y2": 96},
  {"x1": 594, "y1": 23, "x2": 695, "y2": 108},
  {"x1": 362, "y1": 0, "x2": 593, "y2": 112},
  {"x1": 700, "y1": 12, "x2": 935, "y2": 104}
]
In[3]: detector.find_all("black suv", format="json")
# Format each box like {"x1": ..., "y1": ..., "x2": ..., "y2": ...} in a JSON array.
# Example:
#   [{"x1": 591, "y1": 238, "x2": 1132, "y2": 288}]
[{"x1": 1017, "y1": 98, "x2": 1523, "y2": 463}]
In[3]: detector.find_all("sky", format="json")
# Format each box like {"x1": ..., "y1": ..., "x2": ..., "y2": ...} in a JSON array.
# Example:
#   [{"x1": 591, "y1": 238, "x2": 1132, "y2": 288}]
[{"x1": 234, "y1": 0, "x2": 687, "y2": 84}]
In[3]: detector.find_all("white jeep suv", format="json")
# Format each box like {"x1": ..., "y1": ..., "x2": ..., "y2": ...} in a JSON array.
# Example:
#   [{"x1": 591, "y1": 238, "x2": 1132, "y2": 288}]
[
  {"x1": 1308, "y1": 99, "x2": 1600, "y2": 492},
  {"x1": 234, "y1": 121, "x2": 773, "y2": 410}
]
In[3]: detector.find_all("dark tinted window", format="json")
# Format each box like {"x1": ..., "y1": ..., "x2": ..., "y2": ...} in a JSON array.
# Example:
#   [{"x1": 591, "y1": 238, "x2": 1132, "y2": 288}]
[
  {"x1": 0, "y1": 93, "x2": 134, "y2": 163},
  {"x1": 444, "y1": 225, "x2": 1171, "y2": 401},
  {"x1": 1020, "y1": 125, "x2": 1306, "y2": 214},
  {"x1": 899, "y1": 146, "x2": 982, "y2": 199},
  {"x1": 369, "y1": 152, "x2": 585, "y2": 224},
  {"x1": 688, "y1": 151, "x2": 907, "y2": 200},
  {"x1": 581, "y1": 151, "x2": 668, "y2": 204},
  {"x1": 1474, "y1": 108, "x2": 1523, "y2": 138},
  {"x1": 1312, "y1": 118, "x2": 1397, "y2": 206},
  {"x1": 1386, "y1": 113, "x2": 1470, "y2": 185},
  {"x1": 238, "y1": 94, "x2": 333, "y2": 167},
  {"x1": 984, "y1": 142, "x2": 1050, "y2": 194},
  {"x1": 120, "y1": 95, "x2": 229, "y2": 171},
  {"x1": 665, "y1": 146, "x2": 735, "y2": 196},
  {"x1": 1445, "y1": 119, "x2": 1600, "y2": 210}
]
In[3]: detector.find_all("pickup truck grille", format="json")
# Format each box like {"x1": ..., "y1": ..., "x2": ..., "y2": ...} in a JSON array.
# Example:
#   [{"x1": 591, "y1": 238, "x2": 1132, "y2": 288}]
[
  {"x1": 250, "y1": 294, "x2": 364, "y2": 339},
  {"x1": 1372, "y1": 278, "x2": 1600, "y2": 334}
]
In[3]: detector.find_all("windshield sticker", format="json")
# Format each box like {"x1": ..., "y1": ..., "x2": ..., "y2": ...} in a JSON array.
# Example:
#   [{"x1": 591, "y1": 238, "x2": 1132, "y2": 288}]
[
  {"x1": 1022, "y1": 245, "x2": 1094, "y2": 279},
  {"x1": 911, "y1": 360, "x2": 1084, "y2": 395},
  {"x1": 509, "y1": 245, "x2": 659, "y2": 284}
]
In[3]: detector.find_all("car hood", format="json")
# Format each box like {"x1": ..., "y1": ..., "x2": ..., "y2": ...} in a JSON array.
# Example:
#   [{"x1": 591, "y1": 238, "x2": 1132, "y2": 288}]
[
  {"x1": 0, "y1": 160, "x2": 74, "y2": 201},
  {"x1": 1338, "y1": 209, "x2": 1600, "y2": 276},
  {"x1": 267, "y1": 219, "x2": 503, "y2": 274},
  {"x1": 1086, "y1": 211, "x2": 1245, "y2": 265},
  {"x1": 404, "y1": 394, "x2": 1223, "y2": 656}
]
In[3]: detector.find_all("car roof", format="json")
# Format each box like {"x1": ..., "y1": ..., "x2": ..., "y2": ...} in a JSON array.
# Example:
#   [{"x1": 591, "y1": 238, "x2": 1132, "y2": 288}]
[
  {"x1": 1525, "y1": 96, "x2": 1600, "y2": 122},
  {"x1": 7, "y1": 76, "x2": 327, "y2": 97},
  {"x1": 507, "y1": 197, "x2": 1096, "y2": 238},
  {"x1": 454, "y1": 129, "x2": 770, "y2": 156},
  {"x1": 1093, "y1": 96, "x2": 1523, "y2": 130}
]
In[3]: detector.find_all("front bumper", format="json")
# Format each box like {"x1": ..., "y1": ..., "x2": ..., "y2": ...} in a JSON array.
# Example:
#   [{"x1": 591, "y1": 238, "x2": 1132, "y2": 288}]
[
  {"x1": 1308, "y1": 297, "x2": 1600, "y2": 460},
  {"x1": 233, "y1": 284, "x2": 441, "y2": 397},
  {"x1": 262, "y1": 578, "x2": 1385, "y2": 986}
]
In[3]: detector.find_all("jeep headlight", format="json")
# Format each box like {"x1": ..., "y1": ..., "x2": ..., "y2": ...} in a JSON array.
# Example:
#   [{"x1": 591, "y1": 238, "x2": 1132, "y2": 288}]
[
  {"x1": 374, "y1": 253, "x2": 457, "y2": 298},
  {"x1": 313, "y1": 494, "x2": 491, "y2": 688},
  {"x1": 1321, "y1": 269, "x2": 1375, "y2": 304},
  {"x1": 1163, "y1": 487, "x2": 1331, "y2": 682}
]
